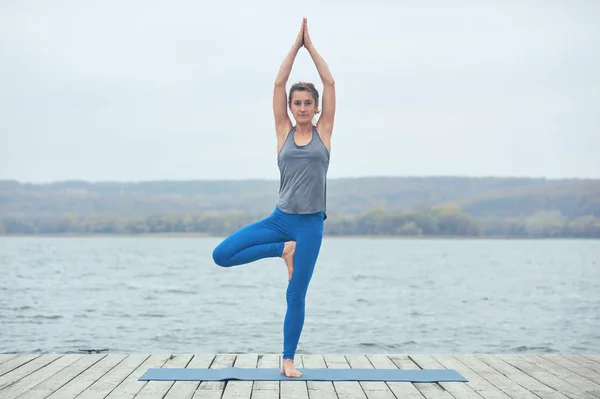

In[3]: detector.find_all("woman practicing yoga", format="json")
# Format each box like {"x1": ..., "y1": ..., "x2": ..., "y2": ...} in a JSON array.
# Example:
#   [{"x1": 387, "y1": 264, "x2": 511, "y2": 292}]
[{"x1": 212, "y1": 17, "x2": 336, "y2": 378}]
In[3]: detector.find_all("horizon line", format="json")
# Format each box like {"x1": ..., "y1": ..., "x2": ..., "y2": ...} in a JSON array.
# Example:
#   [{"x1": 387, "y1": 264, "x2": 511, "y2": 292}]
[{"x1": 1, "y1": 174, "x2": 599, "y2": 185}]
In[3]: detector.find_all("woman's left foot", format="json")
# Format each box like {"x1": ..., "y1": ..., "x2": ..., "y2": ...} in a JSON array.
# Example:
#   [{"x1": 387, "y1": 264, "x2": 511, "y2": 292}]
[
  {"x1": 281, "y1": 241, "x2": 296, "y2": 282},
  {"x1": 280, "y1": 358, "x2": 303, "y2": 377}
]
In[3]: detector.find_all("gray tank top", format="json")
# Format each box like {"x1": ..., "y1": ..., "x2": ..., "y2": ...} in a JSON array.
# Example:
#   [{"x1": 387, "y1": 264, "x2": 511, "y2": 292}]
[{"x1": 277, "y1": 125, "x2": 330, "y2": 216}]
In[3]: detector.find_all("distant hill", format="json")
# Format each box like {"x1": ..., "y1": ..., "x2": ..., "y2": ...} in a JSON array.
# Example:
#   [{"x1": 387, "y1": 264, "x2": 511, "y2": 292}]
[{"x1": 1, "y1": 177, "x2": 599, "y2": 237}]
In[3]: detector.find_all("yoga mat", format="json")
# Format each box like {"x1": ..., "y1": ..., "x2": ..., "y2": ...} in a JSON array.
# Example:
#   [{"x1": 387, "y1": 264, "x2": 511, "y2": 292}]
[{"x1": 138, "y1": 367, "x2": 468, "y2": 382}]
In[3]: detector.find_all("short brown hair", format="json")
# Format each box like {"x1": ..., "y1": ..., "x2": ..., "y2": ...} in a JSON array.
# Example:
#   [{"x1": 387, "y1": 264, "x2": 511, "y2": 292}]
[{"x1": 288, "y1": 82, "x2": 320, "y2": 114}]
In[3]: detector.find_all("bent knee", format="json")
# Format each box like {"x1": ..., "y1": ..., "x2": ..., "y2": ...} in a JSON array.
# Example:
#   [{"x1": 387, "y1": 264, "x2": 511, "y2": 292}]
[{"x1": 212, "y1": 246, "x2": 232, "y2": 267}]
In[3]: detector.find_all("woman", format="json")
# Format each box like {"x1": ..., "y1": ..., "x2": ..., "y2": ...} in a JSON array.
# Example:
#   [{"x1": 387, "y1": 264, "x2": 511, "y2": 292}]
[{"x1": 212, "y1": 17, "x2": 335, "y2": 378}]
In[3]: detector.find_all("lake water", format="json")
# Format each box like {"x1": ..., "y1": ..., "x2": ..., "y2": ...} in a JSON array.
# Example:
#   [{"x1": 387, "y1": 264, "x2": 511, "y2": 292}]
[{"x1": 1, "y1": 236, "x2": 599, "y2": 356}]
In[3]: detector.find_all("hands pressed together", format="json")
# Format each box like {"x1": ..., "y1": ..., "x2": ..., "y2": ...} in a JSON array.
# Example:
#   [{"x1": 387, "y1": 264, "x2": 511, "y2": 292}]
[{"x1": 294, "y1": 17, "x2": 314, "y2": 51}]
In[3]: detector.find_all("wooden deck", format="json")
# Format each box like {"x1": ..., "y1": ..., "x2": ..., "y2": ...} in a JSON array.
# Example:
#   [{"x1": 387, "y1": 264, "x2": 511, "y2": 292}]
[{"x1": 0, "y1": 353, "x2": 599, "y2": 398}]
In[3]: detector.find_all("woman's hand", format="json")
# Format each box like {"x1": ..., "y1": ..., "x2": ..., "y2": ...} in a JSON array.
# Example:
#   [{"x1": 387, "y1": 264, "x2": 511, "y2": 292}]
[
  {"x1": 303, "y1": 18, "x2": 313, "y2": 49},
  {"x1": 293, "y1": 17, "x2": 306, "y2": 50}
]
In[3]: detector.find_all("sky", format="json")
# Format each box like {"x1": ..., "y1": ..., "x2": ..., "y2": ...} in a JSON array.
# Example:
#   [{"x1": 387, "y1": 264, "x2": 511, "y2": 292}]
[{"x1": 1, "y1": 0, "x2": 599, "y2": 182}]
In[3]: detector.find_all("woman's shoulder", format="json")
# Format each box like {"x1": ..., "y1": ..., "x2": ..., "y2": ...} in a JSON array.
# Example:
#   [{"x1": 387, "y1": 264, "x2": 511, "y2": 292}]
[{"x1": 313, "y1": 124, "x2": 332, "y2": 153}]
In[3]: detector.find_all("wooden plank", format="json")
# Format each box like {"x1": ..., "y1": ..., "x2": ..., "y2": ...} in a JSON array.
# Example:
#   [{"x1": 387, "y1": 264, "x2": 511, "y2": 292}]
[
  {"x1": 302, "y1": 354, "x2": 338, "y2": 399},
  {"x1": 565, "y1": 355, "x2": 600, "y2": 374},
  {"x1": 17, "y1": 354, "x2": 107, "y2": 399},
  {"x1": 540, "y1": 354, "x2": 600, "y2": 385},
  {"x1": 163, "y1": 354, "x2": 215, "y2": 399},
  {"x1": 0, "y1": 355, "x2": 42, "y2": 378},
  {"x1": 431, "y1": 355, "x2": 511, "y2": 399},
  {"x1": 584, "y1": 356, "x2": 600, "y2": 364},
  {"x1": 4, "y1": 353, "x2": 600, "y2": 399},
  {"x1": 251, "y1": 354, "x2": 280, "y2": 399},
  {"x1": 43, "y1": 354, "x2": 127, "y2": 399},
  {"x1": 74, "y1": 354, "x2": 150, "y2": 399},
  {"x1": 0, "y1": 354, "x2": 62, "y2": 390},
  {"x1": 517, "y1": 355, "x2": 600, "y2": 397},
  {"x1": 498, "y1": 354, "x2": 598, "y2": 399},
  {"x1": 0, "y1": 355, "x2": 82, "y2": 399},
  {"x1": 280, "y1": 355, "x2": 309, "y2": 399},
  {"x1": 0, "y1": 354, "x2": 20, "y2": 365},
  {"x1": 453, "y1": 355, "x2": 540, "y2": 398},
  {"x1": 221, "y1": 353, "x2": 259, "y2": 399},
  {"x1": 391, "y1": 355, "x2": 454, "y2": 399},
  {"x1": 365, "y1": 354, "x2": 424, "y2": 399},
  {"x1": 192, "y1": 353, "x2": 236, "y2": 399},
  {"x1": 323, "y1": 354, "x2": 367, "y2": 399},
  {"x1": 345, "y1": 354, "x2": 396, "y2": 399},
  {"x1": 251, "y1": 387, "x2": 280, "y2": 399},
  {"x1": 132, "y1": 353, "x2": 194, "y2": 399},
  {"x1": 408, "y1": 354, "x2": 481, "y2": 399},
  {"x1": 475, "y1": 355, "x2": 569, "y2": 399},
  {"x1": 103, "y1": 354, "x2": 172, "y2": 399}
]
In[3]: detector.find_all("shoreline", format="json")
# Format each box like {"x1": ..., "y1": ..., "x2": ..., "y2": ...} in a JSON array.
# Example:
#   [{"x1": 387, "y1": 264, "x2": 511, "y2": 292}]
[{"x1": 0, "y1": 233, "x2": 595, "y2": 239}]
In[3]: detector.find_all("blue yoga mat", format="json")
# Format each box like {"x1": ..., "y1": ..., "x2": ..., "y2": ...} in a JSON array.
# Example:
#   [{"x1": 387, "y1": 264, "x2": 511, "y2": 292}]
[{"x1": 138, "y1": 367, "x2": 468, "y2": 382}]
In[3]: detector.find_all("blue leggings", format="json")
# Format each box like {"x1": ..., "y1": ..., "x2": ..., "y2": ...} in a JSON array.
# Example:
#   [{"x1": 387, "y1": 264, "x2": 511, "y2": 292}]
[{"x1": 212, "y1": 205, "x2": 324, "y2": 360}]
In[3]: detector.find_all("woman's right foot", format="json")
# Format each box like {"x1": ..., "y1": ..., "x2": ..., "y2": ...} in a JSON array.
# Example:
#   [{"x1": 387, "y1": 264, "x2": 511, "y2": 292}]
[
  {"x1": 280, "y1": 358, "x2": 303, "y2": 377},
  {"x1": 281, "y1": 241, "x2": 296, "y2": 282}
]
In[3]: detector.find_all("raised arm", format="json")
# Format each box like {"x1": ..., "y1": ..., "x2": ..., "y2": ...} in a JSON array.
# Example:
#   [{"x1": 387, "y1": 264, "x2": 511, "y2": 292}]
[
  {"x1": 274, "y1": 18, "x2": 305, "y2": 141},
  {"x1": 304, "y1": 20, "x2": 336, "y2": 137}
]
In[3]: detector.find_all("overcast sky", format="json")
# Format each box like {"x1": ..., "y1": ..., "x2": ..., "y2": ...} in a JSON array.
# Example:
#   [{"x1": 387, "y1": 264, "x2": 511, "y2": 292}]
[{"x1": 1, "y1": 0, "x2": 598, "y2": 182}]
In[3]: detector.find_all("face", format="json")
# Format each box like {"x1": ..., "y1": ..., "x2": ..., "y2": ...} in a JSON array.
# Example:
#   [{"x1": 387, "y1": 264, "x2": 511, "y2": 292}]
[{"x1": 289, "y1": 90, "x2": 317, "y2": 123}]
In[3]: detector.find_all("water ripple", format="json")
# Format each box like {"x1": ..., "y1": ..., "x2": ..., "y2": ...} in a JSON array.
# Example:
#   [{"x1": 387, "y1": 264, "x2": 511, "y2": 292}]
[{"x1": 1, "y1": 237, "x2": 599, "y2": 355}]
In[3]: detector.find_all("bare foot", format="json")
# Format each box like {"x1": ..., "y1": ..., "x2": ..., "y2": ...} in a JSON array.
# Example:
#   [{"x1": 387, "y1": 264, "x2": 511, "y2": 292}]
[
  {"x1": 280, "y1": 358, "x2": 303, "y2": 378},
  {"x1": 281, "y1": 241, "x2": 296, "y2": 282}
]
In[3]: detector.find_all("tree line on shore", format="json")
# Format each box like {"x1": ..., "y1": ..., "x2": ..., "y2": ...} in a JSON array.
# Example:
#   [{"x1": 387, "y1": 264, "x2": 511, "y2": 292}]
[
  {"x1": 2, "y1": 205, "x2": 598, "y2": 238},
  {"x1": 1, "y1": 177, "x2": 598, "y2": 238}
]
